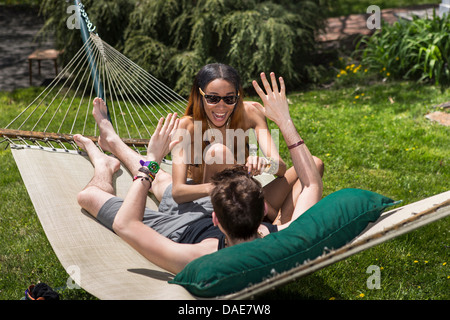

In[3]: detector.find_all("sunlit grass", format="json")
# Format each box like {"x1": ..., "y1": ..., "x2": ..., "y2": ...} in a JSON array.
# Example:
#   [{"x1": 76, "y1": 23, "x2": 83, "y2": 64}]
[{"x1": 1, "y1": 79, "x2": 449, "y2": 300}]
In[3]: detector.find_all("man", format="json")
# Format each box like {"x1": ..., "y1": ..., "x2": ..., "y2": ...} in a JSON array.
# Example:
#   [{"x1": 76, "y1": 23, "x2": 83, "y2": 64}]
[{"x1": 76, "y1": 72, "x2": 323, "y2": 274}]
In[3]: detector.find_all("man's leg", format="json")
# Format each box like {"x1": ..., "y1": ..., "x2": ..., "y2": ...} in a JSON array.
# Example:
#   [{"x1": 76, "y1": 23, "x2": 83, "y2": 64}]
[
  {"x1": 75, "y1": 134, "x2": 120, "y2": 218},
  {"x1": 91, "y1": 97, "x2": 171, "y2": 201}
]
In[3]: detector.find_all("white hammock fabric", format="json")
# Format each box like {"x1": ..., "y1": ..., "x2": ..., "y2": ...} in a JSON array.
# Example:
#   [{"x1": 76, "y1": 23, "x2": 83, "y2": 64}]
[
  {"x1": 9, "y1": 144, "x2": 450, "y2": 300},
  {"x1": 2, "y1": 10, "x2": 449, "y2": 298}
]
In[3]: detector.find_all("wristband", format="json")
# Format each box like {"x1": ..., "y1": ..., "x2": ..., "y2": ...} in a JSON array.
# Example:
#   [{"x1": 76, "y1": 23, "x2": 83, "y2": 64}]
[
  {"x1": 140, "y1": 160, "x2": 160, "y2": 175},
  {"x1": 133, "y1": 175, "x2": 152, "y2": 189},
  {"x1": 138, "y1": 167, "x2": 156, "y2": 180},
  {"x1": 287, "y1": 140, "x2": 304, "y2": 150}
]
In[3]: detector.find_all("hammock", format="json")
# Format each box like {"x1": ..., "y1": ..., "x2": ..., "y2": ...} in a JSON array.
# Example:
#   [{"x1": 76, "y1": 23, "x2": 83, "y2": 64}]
[
  {"x1": 2, "y1": 1, "x2": 449, "y2": 300},
  {"x1": 6, "y1": 145, "x2": 450, "y2": 299}
]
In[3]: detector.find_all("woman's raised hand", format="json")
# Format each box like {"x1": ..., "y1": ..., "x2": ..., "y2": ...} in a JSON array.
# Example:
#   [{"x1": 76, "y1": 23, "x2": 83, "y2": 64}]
[{"x1": 252, "y1": 72, "x2": 291, "y2": 126}]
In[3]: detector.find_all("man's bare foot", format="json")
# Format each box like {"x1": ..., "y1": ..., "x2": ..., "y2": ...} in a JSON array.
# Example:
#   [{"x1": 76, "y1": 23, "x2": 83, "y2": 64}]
[
  {"x1": 92, "y1": 97, "x2": 121, "y2": 153},
  {"x1": 74, "y1": 134, "x2": 120, "y2": 174}
]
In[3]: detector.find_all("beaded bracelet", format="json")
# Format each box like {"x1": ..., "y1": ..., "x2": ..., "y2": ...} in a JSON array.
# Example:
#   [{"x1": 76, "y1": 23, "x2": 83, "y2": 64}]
[
  {"x1": 138, "y1": 166, "x2": 155, "y2": 180},
  {"x1": 133, "y1": 175, "x2": 152, "y2": 188},
  {"x1": 133, "y1": 175, "x2": 150, "y2": 182}
]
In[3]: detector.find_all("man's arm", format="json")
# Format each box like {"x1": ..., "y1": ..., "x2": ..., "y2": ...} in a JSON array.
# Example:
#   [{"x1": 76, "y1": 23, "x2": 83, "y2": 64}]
[
  {"x1": 111, "y1": 114, "x2": 215, "y2": 274},
  {"x1": 252, "y1": 72, "x2": 323, "y2": 230},
  {"x1": 112, "y1": 177, "x2": 214, "y2": 274}
]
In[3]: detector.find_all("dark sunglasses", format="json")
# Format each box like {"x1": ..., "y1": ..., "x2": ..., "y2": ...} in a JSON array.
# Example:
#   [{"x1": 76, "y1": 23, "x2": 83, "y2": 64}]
[{"x1": 199, "y1": 88, "x2": 239, "y2": 105}]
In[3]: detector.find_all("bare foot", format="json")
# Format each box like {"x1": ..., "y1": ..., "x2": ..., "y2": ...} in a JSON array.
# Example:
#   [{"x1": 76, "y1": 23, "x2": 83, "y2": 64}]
[
  {"x1": 74, "y1": 134, "x2": 120, "y2": 174},
  {"x1": 92, "y1": 97, "x2": 121, "y2": 153}
]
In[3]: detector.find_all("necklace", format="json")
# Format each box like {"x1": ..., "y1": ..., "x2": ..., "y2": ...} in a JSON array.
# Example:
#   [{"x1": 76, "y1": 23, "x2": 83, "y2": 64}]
[{"x1": 206, "y1": 116, "x2": 231, "y2": 142}]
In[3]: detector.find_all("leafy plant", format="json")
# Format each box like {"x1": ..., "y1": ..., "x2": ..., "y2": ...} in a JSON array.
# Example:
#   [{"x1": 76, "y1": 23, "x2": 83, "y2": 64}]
[
  {"x1": 355, "y1": 11, "x2": 450, "y2": 86},
  {"x1": 38, "y1": 0, "x2": 329, "y2": 96}
]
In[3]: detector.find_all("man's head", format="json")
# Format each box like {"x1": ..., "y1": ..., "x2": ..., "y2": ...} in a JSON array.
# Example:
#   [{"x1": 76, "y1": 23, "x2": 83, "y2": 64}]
[{"x1": 210, "y1": 165, "x2": 265, "y2": 241}]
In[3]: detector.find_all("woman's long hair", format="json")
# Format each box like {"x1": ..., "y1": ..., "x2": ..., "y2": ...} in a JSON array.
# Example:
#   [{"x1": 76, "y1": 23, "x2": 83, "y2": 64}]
[
  {"x1": 184, "y1": 63, "x2": 245, "y2": 130},
  {"x1": 183, "y1": 64, "x2": 248, "y2": 176}
]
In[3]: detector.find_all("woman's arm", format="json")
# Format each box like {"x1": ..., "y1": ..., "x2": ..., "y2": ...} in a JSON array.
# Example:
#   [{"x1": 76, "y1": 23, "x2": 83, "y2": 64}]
[
  {"x1": 171, "y1": 117, "x2": 214, "y2": 203},
  {"x1": 245, "y1": 101, "x2": 287, "y2": 177}
]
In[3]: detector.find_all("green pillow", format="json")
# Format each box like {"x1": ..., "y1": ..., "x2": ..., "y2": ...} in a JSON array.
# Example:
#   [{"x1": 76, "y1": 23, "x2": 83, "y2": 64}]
[{"x1": 169, "y1": 188, "x2": 398, "y2": 297}]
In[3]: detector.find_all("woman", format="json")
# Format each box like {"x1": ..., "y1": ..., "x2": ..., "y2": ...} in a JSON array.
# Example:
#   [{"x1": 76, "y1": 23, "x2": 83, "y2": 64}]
[{"x1": 170, "y1": 64, "x2": 322, "y2": 224}]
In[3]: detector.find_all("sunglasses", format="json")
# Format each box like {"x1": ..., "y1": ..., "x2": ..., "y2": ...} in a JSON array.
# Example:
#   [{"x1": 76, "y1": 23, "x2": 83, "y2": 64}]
[{"x1": 199, "y1": 88, "x2": 239, "y2": 105}]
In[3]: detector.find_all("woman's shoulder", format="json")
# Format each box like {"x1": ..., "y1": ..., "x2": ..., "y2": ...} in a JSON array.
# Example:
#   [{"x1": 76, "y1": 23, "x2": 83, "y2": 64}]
[
  {"x1": 243, "y1": 101, "x2": 266, "y2": 126},
  {"x1": 179, "y1": 115, "x2": 195, "y2": 131}
]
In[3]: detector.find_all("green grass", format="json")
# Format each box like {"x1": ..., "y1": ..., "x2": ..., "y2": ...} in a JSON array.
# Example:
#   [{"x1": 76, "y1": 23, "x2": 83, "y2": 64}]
[
  {"x1": 259, "y1": 80, "x2": 450, "y2": 300},
  {"x1": 0, "y1": 80, "x2": 449, "y2": 300}
]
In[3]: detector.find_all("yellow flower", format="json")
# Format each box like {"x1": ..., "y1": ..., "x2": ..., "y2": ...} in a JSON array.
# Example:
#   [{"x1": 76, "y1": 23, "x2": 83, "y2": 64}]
[
  {"x1": 396, "y1": 57, "x2": 400, "y2": 61},
  {"x1": 443, "y1": 262, "x2": 447, "y2": 266},
  {"x1": 337, "y1": 74, "x2": 341, "y2": 78},
  {"x1": 364, "y1": 69, "x2": 368, "y2": 72},
  {"x1": 387, "y1": 72, "x2": 391, "y2": 77},
  {"x1": 355, "y1": 95, "x2": 360, "y2": 99},
  {"x1": 329, "y1": 297, "x2": 336, "y2": 300},
  {"x1": 382, "y1": 67, "x2": 386, "y2": 71},
  {"x1": 414, "y1": 260, "x2": 419, "y2": 263},
  {"x1": 359, "y1": 293, "x2": 365, "y2": 298}
]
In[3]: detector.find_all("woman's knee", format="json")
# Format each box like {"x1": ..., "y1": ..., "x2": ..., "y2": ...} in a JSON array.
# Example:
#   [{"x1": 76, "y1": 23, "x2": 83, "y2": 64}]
[
  {"x1": 204, "y1": 143, "x2": 234, "y2": 165},
  {"x1": 313, "y1": 156, "x2": 324, "y2": 177}
]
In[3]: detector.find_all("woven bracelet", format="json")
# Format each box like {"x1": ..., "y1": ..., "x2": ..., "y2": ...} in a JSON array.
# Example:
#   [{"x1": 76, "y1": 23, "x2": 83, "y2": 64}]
[{"x1": 287, "y1": 140, "x2": 304, "y2": 150}]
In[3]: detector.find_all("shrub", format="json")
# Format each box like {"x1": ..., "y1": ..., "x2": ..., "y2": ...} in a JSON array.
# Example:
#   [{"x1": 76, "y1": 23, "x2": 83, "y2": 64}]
[
  {"x1": 39, "y1": 0, "x2": 329, "y2": 96},
  {"x1": 355, "y1": 11, "x2": 450, "y2": 86}
]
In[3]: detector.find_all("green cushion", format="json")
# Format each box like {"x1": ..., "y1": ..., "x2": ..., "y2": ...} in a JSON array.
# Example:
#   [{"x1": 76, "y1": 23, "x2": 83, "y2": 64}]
[{"x1": 169, "y1": 188, "x2": 398, "y2": 297}]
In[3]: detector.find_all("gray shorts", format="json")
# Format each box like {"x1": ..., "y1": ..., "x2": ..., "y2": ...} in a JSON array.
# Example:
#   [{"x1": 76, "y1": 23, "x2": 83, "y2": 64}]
[{"x1": 97, "y1": 183, "x2": 213, "y2": 242}]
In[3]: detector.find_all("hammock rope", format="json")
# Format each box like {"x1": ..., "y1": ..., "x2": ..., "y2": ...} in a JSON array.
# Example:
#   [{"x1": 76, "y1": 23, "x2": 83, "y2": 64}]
[{"x1": 1, "y1": 8, "x2": 186, "y2": 153}]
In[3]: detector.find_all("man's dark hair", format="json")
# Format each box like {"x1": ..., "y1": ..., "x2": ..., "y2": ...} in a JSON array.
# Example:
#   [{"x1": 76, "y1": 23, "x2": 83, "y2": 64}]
[{"x1": 210, "y1": 165, "x2": 265, "y2": 240}]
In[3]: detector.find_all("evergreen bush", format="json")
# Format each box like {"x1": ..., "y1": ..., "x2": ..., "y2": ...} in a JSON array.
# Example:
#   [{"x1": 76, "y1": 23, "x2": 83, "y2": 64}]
[{"x1": 39, "y1": 0, "x2": 329, "y2": 96}]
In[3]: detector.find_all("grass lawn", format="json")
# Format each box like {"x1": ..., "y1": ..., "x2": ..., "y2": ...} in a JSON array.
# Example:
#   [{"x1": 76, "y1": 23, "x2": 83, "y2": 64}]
[{"x1": 0, "y1": 79, "x2": 448, "y2": 300}]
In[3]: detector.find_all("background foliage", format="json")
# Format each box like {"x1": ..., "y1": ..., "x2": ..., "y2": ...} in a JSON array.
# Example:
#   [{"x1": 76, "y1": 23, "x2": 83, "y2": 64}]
[
  {"x1": 39, "y1": 0, "x2": 330, "y2": 96},
  {"x1": 356, "y1": 11, "x2": 450, "y2": 86}
]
